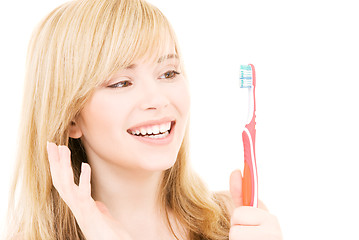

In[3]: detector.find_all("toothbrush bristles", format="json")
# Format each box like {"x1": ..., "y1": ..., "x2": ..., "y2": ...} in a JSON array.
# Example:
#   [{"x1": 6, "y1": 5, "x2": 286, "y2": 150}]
[{"x1": 240, "y1": 65, "x2": 253, "y2": 88}]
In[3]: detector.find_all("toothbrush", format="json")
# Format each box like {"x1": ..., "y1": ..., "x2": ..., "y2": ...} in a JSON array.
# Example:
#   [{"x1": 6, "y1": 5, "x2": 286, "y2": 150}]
[{"x1": 240, "y1": 64, "x2": 258, "y2": 207}]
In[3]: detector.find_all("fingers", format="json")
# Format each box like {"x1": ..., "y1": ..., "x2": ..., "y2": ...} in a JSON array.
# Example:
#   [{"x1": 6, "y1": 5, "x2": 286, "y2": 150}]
[
  {"x1": 58, "y1": 145, "x2": 75, "y2": 191},
  {"x1": 231, "y1": 206, "x2": 268, "y2": 226},
  {"x1": 230, "y1": 169, "x2": 243, "y2": 208},
  {"x1": 47, "y1": 142, "x2": 62, "y2": 189},
  {"x1": 230, "y1": 206, "x2": 283, "y2": 240},
  {"x1": 79, "y1": 163, "x2": 92, "y2": 198},
  {"x1": 46, "y1": 142, "x2": 131, "y2": 239},
  {"x1": 47, "y1": 141, "x2": 60, "y2": 172},
  {"x1": 47, "y1": 141, "x2": 97, "y2": 220},
  {"x1": 47, "y1": 142, "x2": 74, "y2": 197},
  {"x1": 229, "y1": 225, "x2": 261, "y2": 240},
  {"x1": 47, "y1": 142, "x2": 94, "y2": 206}
]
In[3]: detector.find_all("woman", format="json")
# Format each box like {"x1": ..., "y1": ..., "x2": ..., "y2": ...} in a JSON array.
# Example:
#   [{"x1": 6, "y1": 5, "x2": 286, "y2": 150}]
[{"x1": 6, "y1": 0, "x2": 282, "y2": 239}]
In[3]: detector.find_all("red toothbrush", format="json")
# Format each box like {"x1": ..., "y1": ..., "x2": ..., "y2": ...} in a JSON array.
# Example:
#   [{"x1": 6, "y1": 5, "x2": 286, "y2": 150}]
[{"x1": 240, "y1": 64, "x2": 258, "y2": 207}]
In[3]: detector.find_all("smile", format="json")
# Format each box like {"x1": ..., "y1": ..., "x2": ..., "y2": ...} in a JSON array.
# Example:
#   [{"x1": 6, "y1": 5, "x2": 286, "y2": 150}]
[{"x1": 127, "y1": 120, "x2": 176, "y2": 143}]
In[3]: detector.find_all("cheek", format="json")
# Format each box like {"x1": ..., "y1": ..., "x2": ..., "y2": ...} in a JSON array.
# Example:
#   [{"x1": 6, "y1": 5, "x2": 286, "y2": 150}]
[
  {"x1": 77, "y1": 93, "x2": 134, "y2": 164},
  {"x1": 171, "y1": 81, "x2": 191, "y2": 117},
  {"x1": 79, "y1": 93, "x2": 129, "y2": 140}
]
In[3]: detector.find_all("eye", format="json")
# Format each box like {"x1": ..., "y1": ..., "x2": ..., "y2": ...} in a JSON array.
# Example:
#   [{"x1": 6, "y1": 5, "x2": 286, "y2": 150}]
[
  {"x1": 108, "y1": 80, "x2": 132, "y2": 88},
  {"x1": 159, "y1": 70, "x2": 181, "y2": 80}
]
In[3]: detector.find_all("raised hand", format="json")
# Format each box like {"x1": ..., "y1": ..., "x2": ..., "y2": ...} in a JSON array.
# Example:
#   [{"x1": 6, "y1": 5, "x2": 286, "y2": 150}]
[
  {"x1": 229, "y1": 170, "x2": 282, "y2": 240},
  {"x1": 47, "y1": 142, "x2": 132, "y2": 240}
]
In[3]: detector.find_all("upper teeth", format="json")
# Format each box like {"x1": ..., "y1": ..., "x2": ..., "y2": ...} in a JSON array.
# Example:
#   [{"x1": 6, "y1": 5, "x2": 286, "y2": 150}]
[{"x1": 131, "y1": 122, "x2": 172, "y2": 136}]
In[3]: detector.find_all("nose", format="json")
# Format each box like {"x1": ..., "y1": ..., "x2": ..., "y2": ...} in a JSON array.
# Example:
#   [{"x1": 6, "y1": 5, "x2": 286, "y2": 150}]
[{"x1": 139, "y1": 80, "x2": 170, "y2": 111}]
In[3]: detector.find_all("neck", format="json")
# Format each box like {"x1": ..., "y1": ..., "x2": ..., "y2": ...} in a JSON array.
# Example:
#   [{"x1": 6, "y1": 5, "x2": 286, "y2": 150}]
[
  {"x1": 89, "y1": 160, "x2": 183, "y2": 239},
  {"x1": 85, "y1": 156, "x2": 189, "y2": 240},
  {"x1": 90, "y1": 161, "x2": 165, "y2": 220}
]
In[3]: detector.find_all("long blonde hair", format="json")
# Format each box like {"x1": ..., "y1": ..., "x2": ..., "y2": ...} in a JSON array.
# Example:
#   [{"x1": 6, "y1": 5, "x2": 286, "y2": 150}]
[{"x1": 6, "y1": 0, "x2": 231, "y2": 239}]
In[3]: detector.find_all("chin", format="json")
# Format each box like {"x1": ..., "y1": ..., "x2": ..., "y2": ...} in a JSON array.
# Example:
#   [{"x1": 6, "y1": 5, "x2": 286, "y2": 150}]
[{"x1": 138, "y1": 155, "x2": 177, "y2": 172}]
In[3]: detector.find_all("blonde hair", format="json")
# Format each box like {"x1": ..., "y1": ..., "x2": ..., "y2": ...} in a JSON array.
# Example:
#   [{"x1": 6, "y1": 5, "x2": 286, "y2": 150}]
[{"x1": 6, "y1": 0, "x2": 231, "y2": 239}]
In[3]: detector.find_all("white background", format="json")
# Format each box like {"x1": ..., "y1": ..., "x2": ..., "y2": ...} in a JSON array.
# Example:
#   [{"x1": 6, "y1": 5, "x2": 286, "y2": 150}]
[{"x1": 1, "y1": 0, "x2": 358, "y2": 239}]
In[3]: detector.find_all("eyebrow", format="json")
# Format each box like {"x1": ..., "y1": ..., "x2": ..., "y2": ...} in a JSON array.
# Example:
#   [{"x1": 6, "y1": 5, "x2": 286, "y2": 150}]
[
  {"x1": 125, "y1": 54, "x2": 179, "y2": 69},
  {"x1": 157, "y1": 53, "x2": 178, "y2": 63}
]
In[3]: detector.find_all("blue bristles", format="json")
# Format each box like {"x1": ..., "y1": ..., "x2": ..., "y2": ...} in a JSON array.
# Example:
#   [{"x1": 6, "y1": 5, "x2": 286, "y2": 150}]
[{"x1": 240, "y1": 65, "x2": 253, "y2": 88}]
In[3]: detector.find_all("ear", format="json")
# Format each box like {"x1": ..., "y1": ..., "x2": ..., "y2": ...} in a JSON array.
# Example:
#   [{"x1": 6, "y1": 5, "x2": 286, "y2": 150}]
[{"x1": 69, "y1": 121, "x2": 83, "y2": 139}]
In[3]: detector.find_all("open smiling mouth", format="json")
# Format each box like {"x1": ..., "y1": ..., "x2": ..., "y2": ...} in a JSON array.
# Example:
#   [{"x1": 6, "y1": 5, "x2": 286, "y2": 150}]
[{"x1": 127, "y1": 121, "x2": 176, "y2": 139}]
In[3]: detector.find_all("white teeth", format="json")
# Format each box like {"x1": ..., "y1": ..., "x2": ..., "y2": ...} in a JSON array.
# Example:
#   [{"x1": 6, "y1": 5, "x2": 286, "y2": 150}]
[
  {"x1": 130, "y1": 122, "x2": 172, "y2": 136},
  {"x1": 160, "y1": 122, "x2": 171, "y2": 133},
  {"x1": 147, "y1": 128, "x2": 153, "y2": 135},
  {"x1": 151, "y1": 125, "x2": 160, "y2": 134},
  {"x1": 159, "y1": 123, "x2": 167, "y2": 133},
  {"x1": 143, "y1": 131, "x2": 169, "y2": 139}
]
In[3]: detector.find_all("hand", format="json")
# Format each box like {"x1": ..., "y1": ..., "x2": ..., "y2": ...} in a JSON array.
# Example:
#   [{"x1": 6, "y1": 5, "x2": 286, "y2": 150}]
[
  {"x1": 47, "y1": 142, "x2": 132, "y2": 240},
  {"x1": 229, "y1": 170, "x2": 282, "y2": 240}
]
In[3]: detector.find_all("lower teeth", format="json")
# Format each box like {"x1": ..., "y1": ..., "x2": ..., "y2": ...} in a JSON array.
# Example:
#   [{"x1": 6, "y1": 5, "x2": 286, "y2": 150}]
[{"x1": 142, "y1": 131, "x2": 169, "y2": 139}]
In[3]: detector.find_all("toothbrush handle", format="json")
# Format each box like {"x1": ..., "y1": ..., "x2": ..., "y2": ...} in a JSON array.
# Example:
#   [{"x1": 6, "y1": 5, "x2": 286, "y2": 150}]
[
  {"x1": 242, "y1": 63, "x2": 258, "y2": 207},
  {"x1": 242, "y1": 120, "x2": 258, "y2": 207}
]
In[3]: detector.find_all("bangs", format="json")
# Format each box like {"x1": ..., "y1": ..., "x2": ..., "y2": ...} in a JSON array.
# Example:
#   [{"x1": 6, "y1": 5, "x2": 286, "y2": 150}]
[
  {"x1": 95, "y1": 0, "x2": 181, "y2": 85},
  {"x1": 37, "y1": 0, "x2": 184, "y2": 116},
  {"x1": 130, "y1": 4, "x2": 178, "y2": 64}
]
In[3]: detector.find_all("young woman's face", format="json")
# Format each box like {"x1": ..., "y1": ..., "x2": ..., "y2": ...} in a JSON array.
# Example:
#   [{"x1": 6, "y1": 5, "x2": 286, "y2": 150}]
[{"x1": 74, "y1": 52, "x2": 190, "y2": 172}]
